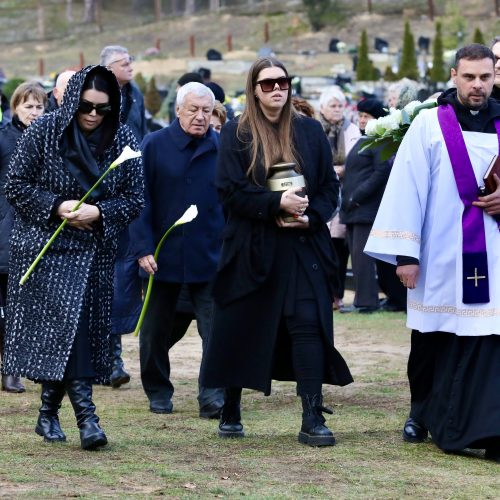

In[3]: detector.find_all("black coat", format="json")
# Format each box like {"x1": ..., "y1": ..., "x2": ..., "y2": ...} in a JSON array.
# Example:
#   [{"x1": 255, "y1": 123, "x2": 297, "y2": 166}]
[
  {"x1": 2, "y1": 65, "x2": 145, "y2": 383},
  {"x1": 0, "y1": 119, "x2": 24, "y2": 273},
  {"x1": 200, "y1": 117, "x2": 353, "y2": 395},
  {"x1": 339, "y1": 138, "x2": 392, "y2": 225}
]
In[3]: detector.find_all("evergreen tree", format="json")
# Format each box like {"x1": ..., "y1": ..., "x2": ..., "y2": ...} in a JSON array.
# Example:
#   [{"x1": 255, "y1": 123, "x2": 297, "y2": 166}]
[
  {"x1": 302, "y1": 0, "x2": 332, "y2": 32},
  {"x1": 384, "y1": 66, "x2": 397, "y2": 82},
  {"x1": 430, "y1": 22, "x2": 447, "y2": 83},
  {"x1": 134, "y1": 72, "x2": 147, "y2": 94},
  {"x1": 144, "y1": 77, "x2": 162, "y2": 116},
  {"x1": 472, "y1": 27, "x2": 485, "y2": 45},
  {"x1": 398, "y1": 21, "x2": 419, "y2": 80},
  {"x1": 356, "y1": 30, "x2": 373, "y2": 81}
]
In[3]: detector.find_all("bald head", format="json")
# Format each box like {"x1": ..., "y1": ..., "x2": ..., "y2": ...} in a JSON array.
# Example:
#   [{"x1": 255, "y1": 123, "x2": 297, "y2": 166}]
[{"x1": 53, "y1": 70, "x2": 76, "y2": 106}]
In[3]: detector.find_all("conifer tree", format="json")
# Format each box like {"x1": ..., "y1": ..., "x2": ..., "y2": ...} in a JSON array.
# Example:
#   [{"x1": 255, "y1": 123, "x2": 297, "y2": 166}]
[
  {"x1": 356, "y1": 30, "x2": 373, "y2": 81},
  {"x1": 398, "y1": 21, "x2": 419, "y2": 80},
  {"x1": 384, "y1": 65, "x2": 397, "y2": 82},
  {"x1": 430, "y1": 22, "x2": 447, "y2": 83},
  {"x1": 144, "y1": 77, "x2": 162, "y2": 116},
  {"x1": 134, "y1": 72, "x2": 147, "y2": 95},
  {"x1": 472, "y1": 27, "x2": 485, "y2": 45}
]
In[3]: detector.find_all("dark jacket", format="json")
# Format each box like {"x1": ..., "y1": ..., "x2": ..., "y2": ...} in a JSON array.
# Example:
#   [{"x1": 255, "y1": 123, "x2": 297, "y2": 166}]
[
  {"x1": 200, "y1": 116, "x2": 353, "y2": 395},
  {"x1": 339, "y1": 138, "x2": 392, "y2": 225},
  {"x1": 121, "y1": 81, "x2": 148, "y2": 142},
  {"x1": 0, "y1": 119, "x2": 24, "y2": 272},
  {"x1": 2, "y1": 65, "x2": 145, "y2": 383},
  {"x1": 130, "y1": 118, "x2": 224, "y2": 283}
]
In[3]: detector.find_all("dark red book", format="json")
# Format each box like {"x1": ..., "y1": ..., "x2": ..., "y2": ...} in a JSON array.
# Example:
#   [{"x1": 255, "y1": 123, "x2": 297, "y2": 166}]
[{"x1": 483, "y1": 154, "x2": 500, "y2": 194}]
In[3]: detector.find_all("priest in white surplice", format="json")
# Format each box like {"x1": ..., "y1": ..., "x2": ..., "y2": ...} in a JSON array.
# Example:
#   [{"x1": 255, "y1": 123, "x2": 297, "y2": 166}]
[{"x1": 365, "y1": 44, "x2": 500, "y2": 462}]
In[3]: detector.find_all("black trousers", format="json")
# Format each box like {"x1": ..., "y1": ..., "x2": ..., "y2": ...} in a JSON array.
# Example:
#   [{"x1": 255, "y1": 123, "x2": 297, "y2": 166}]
[
  {"x1": 376, "y1": 260, "x2": 407, "y2": 310},
  {"x1": 139, "y1": 280, "x2": 223, "y2": 406},
  {"x1": 331, "y1": 237, "x2": 349, "y2": 299},
  {"x1": 346, "y1": 223, "x2": 379, "y2": 308}
]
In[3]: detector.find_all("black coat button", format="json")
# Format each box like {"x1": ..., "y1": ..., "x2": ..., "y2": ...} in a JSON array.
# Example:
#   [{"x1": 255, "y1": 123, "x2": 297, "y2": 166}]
[
  {"x1": 312, "y1": 264, "x2": 318, "y2": 270},
  {"x1": 299, "y1": 236, "x2": 306, "y2": 243}
]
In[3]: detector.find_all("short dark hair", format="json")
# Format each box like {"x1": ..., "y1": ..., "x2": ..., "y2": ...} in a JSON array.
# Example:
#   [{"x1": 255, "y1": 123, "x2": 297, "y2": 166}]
[{"x1": 454, "y1": 44, "x2": 495, "y2": 68}]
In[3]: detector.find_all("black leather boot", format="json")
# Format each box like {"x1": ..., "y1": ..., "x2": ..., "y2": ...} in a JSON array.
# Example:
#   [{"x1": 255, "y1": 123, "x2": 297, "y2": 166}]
[
  {"x1": 218, "y1": 387, "x2": 244, "y2": 438},
  {"x1": 66, "y1": 379, "x2": 108, "y2": 450},
  {"x1": 298, "y1": 394, "x2": 336, "y2": 447},
  {"x1": 109, "y1": 336, "x2": 130, "y2": 388},
  {"x1": 35, "y1": 381, "x2": 66, "y2": 442},
  {"x1": 0, "y1": 325, "x2": 25, "y2": 393}
]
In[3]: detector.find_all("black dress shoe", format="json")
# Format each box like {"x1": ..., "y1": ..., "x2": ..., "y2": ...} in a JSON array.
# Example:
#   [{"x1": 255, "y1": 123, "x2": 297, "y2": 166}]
[
  {"x1": 358, "y1": 306, "x2": 380, "y2": 314},
  {"x1": 149, "y1": 400, "x2": 173, "y2": 414},
  {"x1": 402, "y1": 417, "x2": 428, "y2": 443},
  {"x1": 199, "y1": 400, "x2": 224, "y2": 419},
  {"x1": 485, "y1": 447, "x2": 500, "y2": 463}
]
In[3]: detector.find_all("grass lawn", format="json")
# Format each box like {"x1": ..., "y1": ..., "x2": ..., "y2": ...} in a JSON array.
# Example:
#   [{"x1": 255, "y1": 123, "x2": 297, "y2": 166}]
[{"x1": 1, "y1": 309, "x2": 498, "y2": 498}]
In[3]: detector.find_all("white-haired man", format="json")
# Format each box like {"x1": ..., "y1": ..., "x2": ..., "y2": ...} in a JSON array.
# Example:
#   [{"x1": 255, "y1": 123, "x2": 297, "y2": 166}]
[
  {"x1": 130, "y1": 82, "x2": 225, "y2": 417},
  {"x1": 47, "y1": 70, "x2": 76, "y2": 111}
]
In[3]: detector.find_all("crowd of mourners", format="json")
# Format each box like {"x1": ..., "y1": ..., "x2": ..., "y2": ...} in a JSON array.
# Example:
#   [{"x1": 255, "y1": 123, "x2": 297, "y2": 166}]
[{"x1": 0, "y1": 42, "x2": 498, "y2": 464}]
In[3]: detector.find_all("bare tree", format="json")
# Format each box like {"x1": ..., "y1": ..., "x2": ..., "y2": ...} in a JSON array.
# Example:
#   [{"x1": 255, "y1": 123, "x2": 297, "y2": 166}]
[
  {"x1": 210, "y1": 0, "x2": 220, "y2": 11},
  {"x1": 155, "y1": 0, "x2": 162, "y2": 21},
  {"x1": 428, "y1": 0, "x2": 435, "y2": 20},
  {"x1": 496, "y1": 0, "x2": 500, "y2": 16},
  {"x1": 67, "y1": 0, "x2": 73, "y2": 23},
  {"x1": 83, "y1": 0, "x2": 96, "y2": 23},
  {"x1": 37, "y1": 0, "x2": 45, "y2": 39},
  {"x1": 367, "y1": 0, "x2": 372, "y2": 14},
  {"x1": 185, "y1": 0, "x2": 195, "y2": 16}
]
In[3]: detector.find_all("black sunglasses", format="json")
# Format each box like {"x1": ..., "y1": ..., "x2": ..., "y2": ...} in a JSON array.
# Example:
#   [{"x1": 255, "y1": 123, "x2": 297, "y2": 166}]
[
  {"x1": 77, "y1": 100, "x2": 112, "y2": 116},
  {"x1": 256, "y1": 77, "x2": 292, "y2": 93}
]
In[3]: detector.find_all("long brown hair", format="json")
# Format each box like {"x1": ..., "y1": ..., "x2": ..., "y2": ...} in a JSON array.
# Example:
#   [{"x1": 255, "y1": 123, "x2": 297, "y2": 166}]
[{"x1": 237, "y1": 57, "x2": 300, "y2": 183}]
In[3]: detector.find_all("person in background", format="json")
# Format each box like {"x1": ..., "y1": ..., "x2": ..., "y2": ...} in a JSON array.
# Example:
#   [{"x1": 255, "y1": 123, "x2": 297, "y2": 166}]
[
  {"x1": 162, "y1": 72, "x2": 203, "y2": 124},
  {"x1": 0, "y1": 81, "x2": 47, "y2": 393},
  {"x1": 318, "y1": 86, "x2": 361, "y2": 311},
  {"x1": 205, "y1": 81, "x2": 234, "y2": 122},
  {"x1": 2, "y1": 65, "x2": 144, "y2": 450},
  {"x1": 131, "y1": 82, "x2": 225, "y2": 418},
  {"x1": 47, "y1": 70, "x2": 76, "y2": 112},
  {"x1": 291, "y1": 96, "x2": 315, "y2": 118},
  {"x1": 490, "y1": 36, "x2": 500, "y2": 101},
  {"x1": 210, "y1": 101, "x2": 227, "y2": 133},
  {"x1": 340, "y1": 98, "x2": 398, "y2": 313},
  {"x1": 100, "y1": 45, "x2": 147, "y2": 388},
  {"x1": 200, "y1": 57, "x2": 353, "y2": 446}
]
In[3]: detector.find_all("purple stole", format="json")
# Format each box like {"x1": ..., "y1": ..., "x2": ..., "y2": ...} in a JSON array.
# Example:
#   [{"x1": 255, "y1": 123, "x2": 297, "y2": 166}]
[{"x1": 437, "y1": 104, "x2": 499, "y2": 304}]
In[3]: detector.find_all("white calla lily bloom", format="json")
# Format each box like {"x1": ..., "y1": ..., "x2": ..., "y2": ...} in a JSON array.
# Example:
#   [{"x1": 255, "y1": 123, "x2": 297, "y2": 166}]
[
  {"x1": 174, "y1": 205, "x2": 198, "y2": 226},
  {"x1": 110, "y1": 146, "x2": 142, "y2": 169}
]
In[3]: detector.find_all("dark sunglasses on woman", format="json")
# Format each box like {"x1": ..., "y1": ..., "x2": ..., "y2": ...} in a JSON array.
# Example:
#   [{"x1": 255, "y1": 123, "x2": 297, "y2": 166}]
[
  {"x1": 256, "y1": 77, "x2": 292, "y2": 93},
  {"x1": 77, "y1": 100, "x2": 112, "y2": 116}
]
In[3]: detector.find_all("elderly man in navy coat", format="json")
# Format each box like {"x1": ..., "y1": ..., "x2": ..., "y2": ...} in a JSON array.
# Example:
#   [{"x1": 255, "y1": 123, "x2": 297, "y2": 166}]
[{"x1": 131, "y1": 82, "x2": 225, "y2": 417}]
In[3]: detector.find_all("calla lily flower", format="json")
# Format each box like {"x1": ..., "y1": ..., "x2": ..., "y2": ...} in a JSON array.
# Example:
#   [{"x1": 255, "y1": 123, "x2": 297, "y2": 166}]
[
  {"x1": 109, "y1": 145, "x2": 142, "y2": 169},
  {"x1": 134, "y1": 205, "x2": 198, "y2": 336},
  {"x1": 20, "y1": 146, "x2": 142, "y2": 285}
]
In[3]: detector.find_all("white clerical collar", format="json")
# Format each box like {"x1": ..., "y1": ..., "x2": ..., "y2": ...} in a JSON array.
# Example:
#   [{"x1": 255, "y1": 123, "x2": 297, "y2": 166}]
[{"x1": 470, "y1": 110, "x2": 480, "y2": 116}]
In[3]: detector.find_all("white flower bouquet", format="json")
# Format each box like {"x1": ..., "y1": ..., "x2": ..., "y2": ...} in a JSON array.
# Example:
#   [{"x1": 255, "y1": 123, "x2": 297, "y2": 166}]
[{"x1": 360, "y1": 99, "x2": 437, "y2": 160}]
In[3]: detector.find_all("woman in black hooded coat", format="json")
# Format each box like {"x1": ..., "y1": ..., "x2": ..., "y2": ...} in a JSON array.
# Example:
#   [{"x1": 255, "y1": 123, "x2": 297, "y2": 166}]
[{"x1": 2, "y1": 65, "x2": 144, "y2": 450}]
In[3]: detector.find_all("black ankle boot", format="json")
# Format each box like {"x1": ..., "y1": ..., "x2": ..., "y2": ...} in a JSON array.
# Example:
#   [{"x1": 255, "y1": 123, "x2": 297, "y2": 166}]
[
  {"x1": 35, "y1": 381, "x2": 66, "y2": 442},
  {"x1": 66, "y1": 379, "x2": 107, "y2": 450},
  {"x1": 219, "y1": 387, "x2": 244, "y2": 438},
  {"x1": 109, "y1": 336, "x2": 130, "y2": 388},
  {"x1": 298, "y1": 394, "x2": 336, "y2": 447}
]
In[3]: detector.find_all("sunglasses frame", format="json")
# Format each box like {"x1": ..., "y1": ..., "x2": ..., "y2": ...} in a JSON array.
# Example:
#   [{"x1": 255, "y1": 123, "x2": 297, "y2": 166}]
[
  {"x1": 256, "y1": 77, "x2": 292, "y2": 93},
  {"x1": 77, "y1": 100, "x2": 112, "y2": 116}
]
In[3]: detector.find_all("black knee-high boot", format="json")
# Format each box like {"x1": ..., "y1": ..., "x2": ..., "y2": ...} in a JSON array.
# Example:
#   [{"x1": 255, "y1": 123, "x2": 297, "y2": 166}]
[
  {"x1": 218, "y1": 387, "x2": 244, "y2": 438},
  {"x1": 66, "y1": 379, "x2": 107, "y2": 450},
  {"x1": 35, "y1": 381, "x2": 66, "y2": 442},
  {"x1": 298, "y1": 394, "x2": 336, "y2": 447}
]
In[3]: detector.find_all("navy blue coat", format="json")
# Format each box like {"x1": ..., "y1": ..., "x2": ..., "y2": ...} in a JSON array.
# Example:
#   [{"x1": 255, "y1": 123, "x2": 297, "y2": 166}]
[
  {"x1": 0, "y1": 119, "x2": 23, "y2": 273},
  {"x1": 130, "y1": 119, "x2": 224, "y2": 283}
]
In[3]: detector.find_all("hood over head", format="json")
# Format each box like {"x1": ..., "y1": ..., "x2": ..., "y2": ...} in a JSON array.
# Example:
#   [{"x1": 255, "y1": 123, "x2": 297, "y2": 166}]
[{"x1": 59, "y1": 65, "x2": 121, "y2": 154}]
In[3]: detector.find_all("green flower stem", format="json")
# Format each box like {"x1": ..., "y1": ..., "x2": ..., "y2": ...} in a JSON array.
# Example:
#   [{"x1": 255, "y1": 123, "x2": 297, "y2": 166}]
[
  {"x1": 133, "y1": 223, "x2": 179, "y2": 336},
  {"x1": 19, "y1": 162, "x2": 117, "y2": 286}
]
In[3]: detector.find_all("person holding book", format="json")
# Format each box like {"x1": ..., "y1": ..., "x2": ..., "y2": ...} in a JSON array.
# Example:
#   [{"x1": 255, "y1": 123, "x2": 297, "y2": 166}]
[
  {"x1": 2, "y1": 65, "x2": 144, "y2": 450},
  {"x1": 365, "y1": 44, "x2": 500, "y2": 462}
]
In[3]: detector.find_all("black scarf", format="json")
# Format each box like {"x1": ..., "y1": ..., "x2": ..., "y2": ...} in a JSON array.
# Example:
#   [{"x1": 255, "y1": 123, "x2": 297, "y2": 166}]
[
  {"x1": 12, "y1": 114, "x2": 28, "y2": 132},
  {"x1": 59, "y1": 119, "x2": 106, "y2": 201}
]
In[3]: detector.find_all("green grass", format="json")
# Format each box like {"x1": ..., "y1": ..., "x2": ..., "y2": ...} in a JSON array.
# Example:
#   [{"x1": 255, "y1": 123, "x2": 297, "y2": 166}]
[{"x1": 1, "y1": 310, "x2": 498, "y2": 498}]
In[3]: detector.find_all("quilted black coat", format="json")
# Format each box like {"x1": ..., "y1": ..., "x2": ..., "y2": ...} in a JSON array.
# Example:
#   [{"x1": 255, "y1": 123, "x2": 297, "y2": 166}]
[{"x1": 2, "y1": 65, "x2": 144, "y2": 383}]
